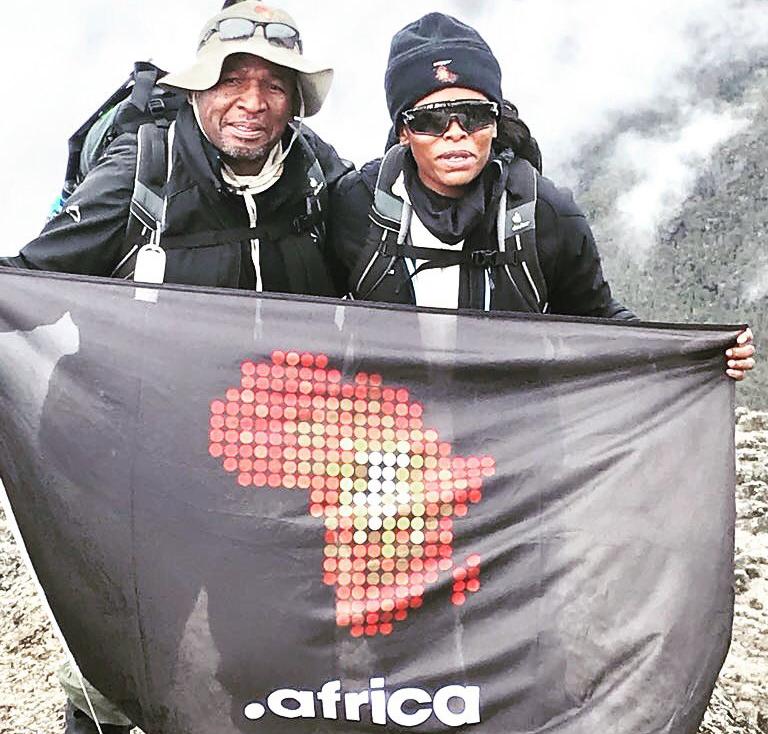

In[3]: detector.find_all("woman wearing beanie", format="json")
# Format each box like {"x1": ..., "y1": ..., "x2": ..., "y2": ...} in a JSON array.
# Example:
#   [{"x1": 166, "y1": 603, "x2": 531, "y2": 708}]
[
  {"x1": 327, "y1": 12, "x2": 755, "y2": 377},
  {"x1": 328, "y1": 12, "x2": 636, "y2": 319}
]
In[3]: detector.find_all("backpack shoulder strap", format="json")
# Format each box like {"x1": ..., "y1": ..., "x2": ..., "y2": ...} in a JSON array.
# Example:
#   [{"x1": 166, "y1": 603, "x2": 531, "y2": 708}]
[
  {"x1": 112, "y1": 123, "x2": 169, "y2": 279},
  {"x1": 498, "y1": 156, "x2": 548, "y2": 313},
  {"x1": 371, "y1": 144, "x2": 409, "y2": 229},
  {"x1": 128, "y1": 123, "x2": 169, "y2": 237}
]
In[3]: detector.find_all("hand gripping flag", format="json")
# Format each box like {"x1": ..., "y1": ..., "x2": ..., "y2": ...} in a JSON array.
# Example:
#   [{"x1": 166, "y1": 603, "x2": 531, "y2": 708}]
[{"x1": 0, "y1": 270, "x2": 739, "y2": 733}]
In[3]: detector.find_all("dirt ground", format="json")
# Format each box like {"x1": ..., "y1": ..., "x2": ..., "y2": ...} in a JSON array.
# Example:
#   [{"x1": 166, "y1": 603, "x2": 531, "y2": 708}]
[{"x1": 1, "y1": 411, "x2": 766, "y2": 734}]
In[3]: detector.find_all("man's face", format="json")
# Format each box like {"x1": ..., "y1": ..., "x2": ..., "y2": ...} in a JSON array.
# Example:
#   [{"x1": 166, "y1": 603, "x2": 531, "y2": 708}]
[{"x1": 196, "y1": 53, "x2": 296, "y2": 175}]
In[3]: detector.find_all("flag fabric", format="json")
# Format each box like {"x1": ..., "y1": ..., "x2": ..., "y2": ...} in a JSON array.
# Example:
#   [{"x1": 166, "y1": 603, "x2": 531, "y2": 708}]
[{"x1": 0, "y1": 269, "x2": 738, "y2": 734}]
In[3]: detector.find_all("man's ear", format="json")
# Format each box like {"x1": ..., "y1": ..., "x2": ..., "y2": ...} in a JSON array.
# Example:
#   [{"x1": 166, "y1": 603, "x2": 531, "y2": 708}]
[
  {"x1": 491, "y1": 121, "x2": 498, "y2": 139},
  {"x1": 398, "y1": 127, "x2": 410, "y2": 146}
]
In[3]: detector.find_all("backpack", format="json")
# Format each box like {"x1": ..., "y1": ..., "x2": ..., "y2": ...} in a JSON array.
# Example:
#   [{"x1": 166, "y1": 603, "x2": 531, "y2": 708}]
[
  {"x1": 50, "y1": 62, "x2": 329, "y2": 284},
  {"x1": 50, "y1": 62, "x2": 183, "y2": 219},
  {"x1": 355, "y1": 144, "x2": 548, "y2": 313}
]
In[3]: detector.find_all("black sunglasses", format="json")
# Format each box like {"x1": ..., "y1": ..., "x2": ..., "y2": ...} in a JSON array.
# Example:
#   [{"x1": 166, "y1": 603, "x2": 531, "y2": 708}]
[
  {"x1": 402, "y1": 100, "x2": 499, "y2": 136},
  {"x1": 199, "y1": 18, "x2": 303, "y2": 53}
]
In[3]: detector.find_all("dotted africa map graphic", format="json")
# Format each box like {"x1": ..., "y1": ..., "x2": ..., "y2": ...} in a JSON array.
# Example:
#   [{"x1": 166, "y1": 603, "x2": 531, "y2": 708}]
[{"x1": 209, "y1": 352, "x2": 495, "y2": 638}]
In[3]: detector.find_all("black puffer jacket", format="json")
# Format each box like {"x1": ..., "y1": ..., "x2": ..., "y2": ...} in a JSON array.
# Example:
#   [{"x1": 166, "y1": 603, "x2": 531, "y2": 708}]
[
  {"x1": 327, "y1": 152, "x2": 635, "y2": 319},
  {"x1": 3, "y1": 104, "x2": 352, "y2": 296}
]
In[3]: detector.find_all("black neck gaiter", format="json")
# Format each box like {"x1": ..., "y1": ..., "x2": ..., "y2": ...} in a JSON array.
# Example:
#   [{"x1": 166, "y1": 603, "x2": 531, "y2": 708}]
[{"x1": 402, "y1": 153, "x2": 488, "y2": 245}]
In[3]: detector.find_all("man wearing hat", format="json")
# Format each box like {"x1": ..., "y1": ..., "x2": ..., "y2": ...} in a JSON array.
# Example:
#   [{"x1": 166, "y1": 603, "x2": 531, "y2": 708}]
[
  {"x1": 5, "y1": 0, "x2": 350, "y2": 298},
  {"x1": 10, "y1": 3, "x2": 351, "y2": 733}
]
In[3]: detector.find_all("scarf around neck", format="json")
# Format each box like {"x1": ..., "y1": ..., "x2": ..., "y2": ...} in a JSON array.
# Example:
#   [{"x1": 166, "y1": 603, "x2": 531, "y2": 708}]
[{"x1": 402, "y1": 152, "x2": 503, "y2": 246}]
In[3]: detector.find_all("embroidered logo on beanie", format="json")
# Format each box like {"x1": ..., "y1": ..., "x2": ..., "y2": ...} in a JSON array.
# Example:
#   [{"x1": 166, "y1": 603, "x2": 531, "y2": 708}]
[{"x1": 433, "y1": 59, "x2": 458, "y2": 84}]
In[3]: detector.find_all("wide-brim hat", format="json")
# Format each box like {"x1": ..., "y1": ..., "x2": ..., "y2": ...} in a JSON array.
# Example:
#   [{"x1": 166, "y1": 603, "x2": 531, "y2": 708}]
[{"x1": 160, "y1": 1, "x2": 332, "y2": 117}]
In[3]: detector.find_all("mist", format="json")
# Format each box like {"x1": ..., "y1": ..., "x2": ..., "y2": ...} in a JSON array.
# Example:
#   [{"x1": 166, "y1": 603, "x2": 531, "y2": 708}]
[{"x1": 1, "y1": 0, "x2": 768, "y2": 257}]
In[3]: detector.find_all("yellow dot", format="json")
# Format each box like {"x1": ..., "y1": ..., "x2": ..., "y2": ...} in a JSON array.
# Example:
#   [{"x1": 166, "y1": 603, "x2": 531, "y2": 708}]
[
  {"x1": 339, "y1": 492, "x2": 353, "y2": 505},
  {"x1": 397, "y1": 517, "x2": 411, "y2": 530},
  {"x1": 367, "y1": 572, "x2": 380, "y2": 585},
  {"x1": 298, "y1": 435, "x2": 312, "y2": 448},
  {"x1": 354, "y1": 506, "x2": 368, "y2": 518},
  {"x1": 439, "y1": 469, "x2": 452, "y2": 481},
  {"x1": 411, "y1": 517, "x2": 424, "y2": 530},
  {"x1": 424, "y1": 456, "x2": 438, "y2": 469},
  {"x1": 382, "y1": 530, "x2": 396, "y2": 545},
  {"x1": 313, "y1": 462, "x2": 325, "y2": 475},
  {"x1": 341, "y1": 464, "x2": 354, "y2": 478},
  {"x1": 411, "y1": 546, "x2": 424, "y2": 558},
  {"x1": 298, "y1": 422, "x2": 311, "y2": 435},
  {"x1": 354, "y1": 438, "x2": 368, "y2": 452},
  {"x1": 396, "y1": 468, "x2": 410, "y2": 482},
  {"x1": 368, "y1": 559, "x2": 381, "y2": 572},
  {"x1": 325, "y1": 545, "x2": 338, "y2": 557},
  {"x1": 338, "y1": 545, "x2": 352, "y2": 558},
  {"x1": 354, "y1": 516, "x2": 368, "y2": 531},
  {"x1": 382, "y1": 546, "x2": 396, "y2": 559},
  {"x1": 352, "y1": 478, "x2": 367, "y2": 492},
  {"x1": 383, "y1": 517, "x2": 397, "y2": 530},
  {"x1": 440, "y1": 504, "x2": 453, "y2": 516},
  {"x1": 411, "y1": 455, "x2": 424, "y2": 469},
  {"x1": 396, "y1": 558, "x2": 410, "y2": 571},
  {"x1": 381, "y1": 573, "x2": 395, "y2": 586},
  {"x1": 383, "y1": 440, "x2": 397, "y2": 453},
  {"x1": 312, "y1": 424, "x2": 325, "y2": 436},
  {"x1": 327, "y1": 463, "x2": 340, "y2": 477}
]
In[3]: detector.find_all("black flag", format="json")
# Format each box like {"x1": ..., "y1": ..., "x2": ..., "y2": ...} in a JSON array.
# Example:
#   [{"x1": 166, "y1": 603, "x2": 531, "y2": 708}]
[{"x1": 0, "y1": 270, "x2": 737, "y2": 733}]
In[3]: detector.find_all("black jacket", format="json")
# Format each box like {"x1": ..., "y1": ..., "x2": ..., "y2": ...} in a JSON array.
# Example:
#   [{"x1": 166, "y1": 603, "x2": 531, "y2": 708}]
[
  {"x1": 4, "y1": 104, "x2": 352, "y2": 296},
  {"x1": 327, "y1": 153, "x2": 635, "y2": 319}
]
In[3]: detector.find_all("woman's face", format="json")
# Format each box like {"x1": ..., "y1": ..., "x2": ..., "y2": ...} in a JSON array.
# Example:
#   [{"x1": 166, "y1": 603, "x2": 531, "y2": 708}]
[{"x1": 399, "y1": 87, "x2": 497, "y2": 199}]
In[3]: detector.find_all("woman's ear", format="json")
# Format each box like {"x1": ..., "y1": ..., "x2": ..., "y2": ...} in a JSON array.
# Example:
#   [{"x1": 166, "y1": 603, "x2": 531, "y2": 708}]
[
  {"x1": 399, "y1": 127, "x2": 410, "y2": 146},
  {"x1": 492, "y1": 121, "x2": 498, "y2": 139}
]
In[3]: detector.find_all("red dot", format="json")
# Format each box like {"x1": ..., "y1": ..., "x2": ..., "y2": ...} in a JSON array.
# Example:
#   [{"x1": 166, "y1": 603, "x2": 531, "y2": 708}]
[
  {"x1": 350, "y1": 626, "x2": 364, "y2": 638},
  {"x1": 272, "y1": 351, "x2": 286, "y2": 365},
  {"x1": 451, "y1": 592, "x2": 466, "y2": 606},
  {"x1": 394, "y1": 610, "x2": 408, "y2": 621},
  {"x1": 242, "y1": 361, "x2": 256, "y2": 376},
  {"x1": 209, "y1": 444, "x2": 223, "y2": 458},
  {"x1": 286, "y1": 352, "x2": 300, "y2": 366},
  {"x1": 316, "y1": 354, "x2": 329, "y2": 369},
  {"x1": 466, "y1": 579, "x2": 481, "y2": 593},
  {"x1": 223, "y1": 458, "x2": 238, "y2": 472},
  {"x1": 211, "y1": 400, "x2": 225, "y2": 414},
  {"x1": 300, "y1": 353, "x2": 315, "y2": 368},
  {"x1": 237, "y1": 473, "x2": 251, "y2": 487},
  {"x1": 469, "y1": 489, "x2": 482, "y2": 503}
]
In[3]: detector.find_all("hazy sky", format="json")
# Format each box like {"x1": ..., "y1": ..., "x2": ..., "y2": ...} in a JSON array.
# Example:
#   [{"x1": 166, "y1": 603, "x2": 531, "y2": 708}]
[{"x1": 1, "y1": 0, "x2": 768, "y2": 254}]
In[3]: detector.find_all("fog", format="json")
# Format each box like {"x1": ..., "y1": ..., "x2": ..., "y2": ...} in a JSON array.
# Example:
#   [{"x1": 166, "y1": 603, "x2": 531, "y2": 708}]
[{"x1": 1, "y1": 0, "x2": 767, "y2": 256}]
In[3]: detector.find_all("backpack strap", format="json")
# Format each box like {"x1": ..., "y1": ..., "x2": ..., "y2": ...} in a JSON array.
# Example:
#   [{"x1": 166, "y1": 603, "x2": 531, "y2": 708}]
[
  {"x1": 497, "y1": 156, "x2": 548, "y2": 313},
  {"x1": 111, "y1": 123, "x2": 169, "y2": 279}
]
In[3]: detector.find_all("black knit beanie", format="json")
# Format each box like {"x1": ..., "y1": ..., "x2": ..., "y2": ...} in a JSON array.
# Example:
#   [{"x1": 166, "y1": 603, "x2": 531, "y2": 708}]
[{"x1": 385, "y1": 13, "x2": 503, "y2": 132}]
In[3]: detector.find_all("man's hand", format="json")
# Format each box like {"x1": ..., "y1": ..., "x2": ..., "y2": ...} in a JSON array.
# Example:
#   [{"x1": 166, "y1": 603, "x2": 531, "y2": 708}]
[{"x1": 726, "y1": 328, "x2": 756, "y2": 381}]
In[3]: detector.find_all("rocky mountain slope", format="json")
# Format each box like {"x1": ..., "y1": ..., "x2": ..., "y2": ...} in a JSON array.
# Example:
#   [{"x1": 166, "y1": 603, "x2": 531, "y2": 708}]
[{"x1": 577, "y1": 66, "x2": 768, "y2": 408}]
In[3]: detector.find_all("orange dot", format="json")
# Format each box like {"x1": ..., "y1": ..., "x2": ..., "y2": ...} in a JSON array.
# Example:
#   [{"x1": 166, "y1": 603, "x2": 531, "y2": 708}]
[
  {"x1": 466, "y1": 579, "x2": 481, "y2": 593},
  {"x1": 451, "y1": 592, "x2": 466, "y2": 606}
]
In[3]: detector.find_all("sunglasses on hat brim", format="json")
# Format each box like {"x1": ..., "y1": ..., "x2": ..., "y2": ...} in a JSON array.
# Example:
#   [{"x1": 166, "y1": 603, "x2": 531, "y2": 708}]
[
  {"x1": 199, "y1": 17, "x2": 303, "y2": 53},
  {"x1": 402, "y1": 100, "x2": 499, "y2": 136}
]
